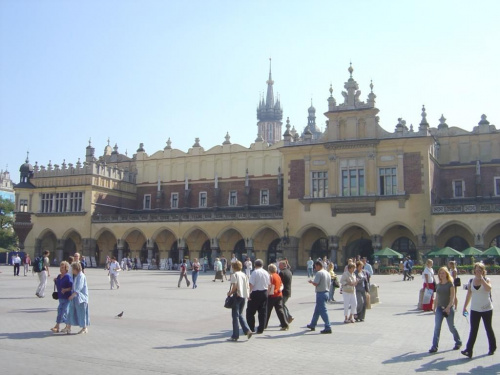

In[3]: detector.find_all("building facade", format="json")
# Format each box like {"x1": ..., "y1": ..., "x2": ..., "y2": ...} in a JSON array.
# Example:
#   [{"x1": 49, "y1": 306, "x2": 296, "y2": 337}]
[{"x1": 13, "y1": 65, "x2": 500, "y2": 268}]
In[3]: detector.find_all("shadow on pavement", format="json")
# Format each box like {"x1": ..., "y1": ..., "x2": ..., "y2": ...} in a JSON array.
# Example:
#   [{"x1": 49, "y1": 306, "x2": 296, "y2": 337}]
[
  {"x1": 392, "y1": 309, "x2": 430, "y2": 316},
  {"x1": 415, "y1": 354, "x2": 490, "y2": 373},
  {"x1": 153, "y1": 331, "x2": 235, "y2": 350},
  {"x1": 0, "y1": 331, "x2": 56, "y2": 340},
  {"x1": 9, "y1": 308, "x2": 56, "y2": 313},
  {"x1": 382, "y1": 351, "x2": 431, "y2": 364},
  {"x1": 0, "y1": 297, "x2": 38, "y2": 300},
  {"x1": 457, "y1": 362, "x2": 500, "y2": 375}
]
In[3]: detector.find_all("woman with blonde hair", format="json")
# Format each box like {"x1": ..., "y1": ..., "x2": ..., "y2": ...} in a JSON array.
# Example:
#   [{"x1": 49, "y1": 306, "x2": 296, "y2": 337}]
[
  {"x1": 227, "y1": 260, "x2": 252, "y2": 341},
  {"x1": 340, "y1": 263, "x2": 358, "y2": 323},
  {"x1": 461, "y1": 262, "x2": 496, "y2": 358},
  {"x1": 422, "y1": 259, "x2": 435, "y2": 311},
  {"x1": 63, "y1": 262, "x2": 90, "y2": 334},
  {"x1": 327, "y1": 263, "x2": 338, "y2": 303},
  {"x1": 429, "y1": 267, "x2": 461, "y2": 353},
  {"x1": 50, "y1": 261, "x2": 73, "y2": 333}
]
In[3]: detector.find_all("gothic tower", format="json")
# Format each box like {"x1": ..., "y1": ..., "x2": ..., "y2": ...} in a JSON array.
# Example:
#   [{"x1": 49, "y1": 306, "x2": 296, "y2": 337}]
[{"x1": 256, "y1": 59, "x2": 283, "y2": 144}]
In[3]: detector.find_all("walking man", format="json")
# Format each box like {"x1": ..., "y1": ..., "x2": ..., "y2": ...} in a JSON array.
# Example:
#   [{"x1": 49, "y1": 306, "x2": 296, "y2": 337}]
[
  {"x1": 246, "y1": 259, "x2": 270, "y2": 334},
  {"x1": 12, "y1": 253, "x2": 21, "y2": 276},
  {"x1": 279, "y1": 260, "x2": 294, "y2": 323},
  {"x1": 109, "y1": 256, "x2": 121, "y2": 289},
  {"x1": 22, "y1": 253, "x2": 31, "y2": 276},
  {"x1": 307, "y1": 257, "x2": 314, "y2": 278},
  {"x1": 307, "y1": 260, "x2": 332, "y2": 334},
  {"x1": 178, "y1": 259, "x2": 191, "y2": 288},
  {"x1": 36, "y1": 250, "x2": 50, "y2": 297}
]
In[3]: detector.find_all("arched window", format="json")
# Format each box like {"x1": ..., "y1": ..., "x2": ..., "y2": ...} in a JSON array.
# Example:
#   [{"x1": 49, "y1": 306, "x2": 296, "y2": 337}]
[
  {"x1": 267, "y1": 238, "x2": 282, "y2": 265},
  {"x1": 392, "y1": 237, "x2": 417, "y2": 259},
  {"x1": 233, "y1": 239, "x2": 246, "y2": 261},
  {"x1": 310, "y1": 238, "x2": 329, "y2": 261},
  {"x1": 200, "y1": 240, "x2": 212, "y2": 266},
  {"x1": 489, "y1": 235, "x2": 500, "y2": 247},
  {"x1": 444, "y1": 236, "x2": 469, "y2": 251}
]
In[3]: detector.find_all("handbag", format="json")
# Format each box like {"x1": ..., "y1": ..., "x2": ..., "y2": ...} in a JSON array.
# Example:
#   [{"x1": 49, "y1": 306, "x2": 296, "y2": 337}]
[
  {"x1": 52, "y1": 282, "x2": 59, "y2": 300},
  {"x1": 333, "y1": 278, "x2": 340, "y2": 288},
  {"x1": 454, "y1": 277, "x2": 461, "y2": 287},
  {"x1": 224, "y1": 294, "x2": 235, "y2": 309}
]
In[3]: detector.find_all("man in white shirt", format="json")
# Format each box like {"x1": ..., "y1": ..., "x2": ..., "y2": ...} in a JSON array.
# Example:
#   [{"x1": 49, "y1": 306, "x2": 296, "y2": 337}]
[
  {"x1": 109, "y1": 256, "x2": 122, "y2": 290},
  {"x1": 307, "y1": 257, "x2": 314, "y2": 278},
  {"x1": 12, "y1": 253, "x2": 21, "y2": 276},
  {"x1": 246, "y1": 259, "x2": 270, "y2": 334},
  {"x1": 307, "y1": 261, "x2": 332, "y2": 334}
]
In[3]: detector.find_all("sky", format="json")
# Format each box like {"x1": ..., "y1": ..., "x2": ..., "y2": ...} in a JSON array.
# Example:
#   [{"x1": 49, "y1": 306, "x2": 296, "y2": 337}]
[{"x1": 1, "y1": 0, "x2": 500, "y2": 183}]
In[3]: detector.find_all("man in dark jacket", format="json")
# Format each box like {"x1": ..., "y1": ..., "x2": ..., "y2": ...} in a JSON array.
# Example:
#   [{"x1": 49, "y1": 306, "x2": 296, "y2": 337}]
[{"x1": 279, "y1": 261, "x2": 294, "y2": 323}]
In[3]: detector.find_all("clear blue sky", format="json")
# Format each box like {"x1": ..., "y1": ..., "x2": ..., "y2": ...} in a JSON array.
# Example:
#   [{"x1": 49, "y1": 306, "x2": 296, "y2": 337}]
[{"x1": 1, "y1": 0, "x2": 499, "y2": 182}]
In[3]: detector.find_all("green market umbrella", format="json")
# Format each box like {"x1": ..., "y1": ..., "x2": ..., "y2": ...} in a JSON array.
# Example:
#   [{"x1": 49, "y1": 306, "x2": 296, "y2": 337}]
[
  {"x1": 424, "y1": 248, "x2": 440, "y2": 257},
  {"x1": 461, "y1": 247, "x2": 483, "y2": 256},
  {"x1": 482, "y1": 246, "x2": 500, "y2": 257},
  {"x1": 373, "y1": 247, "x2": 404, "y2": 259},
  {"x1": 431, "y1": 246, "x2": 464, "y2": 258}
]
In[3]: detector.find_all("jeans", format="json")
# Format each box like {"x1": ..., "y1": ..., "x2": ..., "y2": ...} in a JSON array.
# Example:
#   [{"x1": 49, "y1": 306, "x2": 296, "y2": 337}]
[
  {"x1": 231, "y1": 296, "x2": 250, "y2": 339},
  {"x1": 56, "y1": 298, "x2": 70, "y2": 323},
  {"x1": 356, "y1": 289, "x2": 366, "y2": 320},
  {"x1": 13, "y1": 264, "x2": 20, "y2": 276},
  {"x1": 329, "y1": 282, "x2": 336, "y2": 301},
  {"x1": 192, "y1": 271, "x2": 199, "y2": 287},
  {"x1": 307, "y1": 267, "x2": 313, "y2": 278},
  {"x1": 309, "y1": 291, "x2": 330, "y2": 330},
  {"x1": 246, "y1": 290, "x2": 268, "y2": 333},
  {"x1": 432, "y1": 306, "x2": 461, "y2": 349},
  {"x1": 465, "y1": 309, "x2": 497, "y2": 354}
]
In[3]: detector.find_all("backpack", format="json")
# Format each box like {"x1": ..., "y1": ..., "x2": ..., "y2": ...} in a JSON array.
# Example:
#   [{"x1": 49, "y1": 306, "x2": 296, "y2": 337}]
[{"x1": 33, "y1": 257, "x2": 44, "y2": 273}]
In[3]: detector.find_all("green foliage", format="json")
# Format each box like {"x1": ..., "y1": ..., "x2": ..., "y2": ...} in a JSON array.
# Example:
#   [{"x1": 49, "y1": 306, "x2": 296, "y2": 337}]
[{"x1": 0, "y1": 197, "x2": 17, "y2": 250}]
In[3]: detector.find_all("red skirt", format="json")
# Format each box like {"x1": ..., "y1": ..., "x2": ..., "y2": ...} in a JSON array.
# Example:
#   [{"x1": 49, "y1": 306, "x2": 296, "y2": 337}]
[{"x1": 422, "y1": 282, "x2": 434, "y2": 311}]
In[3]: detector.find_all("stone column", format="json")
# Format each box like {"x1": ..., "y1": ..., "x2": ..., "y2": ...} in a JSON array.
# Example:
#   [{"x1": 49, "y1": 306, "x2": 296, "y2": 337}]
[
  {"x1": 56, "y1": 239, "x2": 64, "y2": 264},
  {"x1": 117, "y1": 239, "x2": 124, "y2": 262},
  {"x1": 210, "y1": 238, "x2": 219, "y2": 263},
  {"x1": 283, "y1": 237, "x2": 299, "y2": 269},
  {"x1": 178, "y1": 238, "x2": 186, "y2": 261},
  {"x1": 245, "y1": 238, "x2": 254, "y2": 259},
  {"x1": 146, "y1": 238, "x2": 154, "y2": 261},
  {"x1": 329, "y1": 235, "x2": 340, "y2": 265}
]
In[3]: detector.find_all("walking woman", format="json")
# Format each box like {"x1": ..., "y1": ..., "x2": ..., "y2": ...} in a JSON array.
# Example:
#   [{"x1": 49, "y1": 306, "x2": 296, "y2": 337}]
[
  {"x1": 461, "y1": 262, "x2": 496, "y2": 358},
  {"x1": 265, "y1": 264, "x2": 289, "y2": 331},
  {"x1": 50, "y1": 261, "x2": 73, "y2": 333},
  {"x1": 448, "y1": 261, "x2": 459, "y2": 310},
  {"x1": 354, "y1": 260, "x2": 369, "y2": 322},
  {"x1": 63, "y1": 262, "x2": 89, "y2": 334},
  {"x1": 422, "y1": 259, "x2": 435, "y2": 311},
  {"x1": 213, "y1": 257, "x2": 224, "y2": 282},
  {"x1": 227, "y1": 260, "x2": 252, "y2": 341},
  {"x1": 340, "y1": 263, "x2": 358, "y2": 323},
  {"x1": 428, "y1": 267, "x2": 461, "y2": 353},
  {"x1": 327, "y1": 263, "x2": 337, "y2": 303},
  {"x1": 191, "y1": 258, "x2": 200, "y2": 289}
]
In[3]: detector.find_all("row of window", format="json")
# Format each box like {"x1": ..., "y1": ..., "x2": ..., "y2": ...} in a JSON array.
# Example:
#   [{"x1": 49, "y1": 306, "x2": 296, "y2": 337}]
[
  {"x1": 453, "y1": 178, "x2": 500, "y2": 198},
  {"x1": 143, "y1": 189, "x2": 270, "y2": 210},
  {"x1": 312, "y1": 168, "x2": 394, "y2": 197},
  {"x1": 41, "y1": 192, "x2": 84, "y2": 213}
]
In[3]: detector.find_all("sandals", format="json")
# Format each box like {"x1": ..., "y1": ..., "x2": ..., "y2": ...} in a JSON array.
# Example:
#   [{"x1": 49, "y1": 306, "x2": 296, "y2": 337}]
[{"x1": 50, "y1": 327, "x2": 59, "y2": 333}]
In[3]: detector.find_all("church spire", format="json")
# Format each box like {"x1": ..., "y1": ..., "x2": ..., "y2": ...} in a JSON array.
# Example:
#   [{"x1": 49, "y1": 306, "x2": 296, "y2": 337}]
[{"x1": 265, "y1": 58, "x2": 274, "y2": 108}]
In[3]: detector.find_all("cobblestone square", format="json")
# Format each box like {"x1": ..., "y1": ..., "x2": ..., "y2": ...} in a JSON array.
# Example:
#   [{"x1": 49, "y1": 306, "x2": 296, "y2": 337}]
[{"x1": 1, "y1": 267, "x2": 499, "y2": 375}]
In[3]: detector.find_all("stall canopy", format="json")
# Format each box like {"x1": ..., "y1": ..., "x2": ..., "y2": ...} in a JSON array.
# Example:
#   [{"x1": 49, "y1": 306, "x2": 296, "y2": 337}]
[
  {"x1": 461, "y1": 247, "x2": 483, "y2": 256},
  {"x1": 373, "y1": 247, "x2": 404, "y2": 259},
  {"x1": 482, "y1": 246, "x2": 500, "y2": 257},
  {"x1": 430, "y1": 247, "x2": 464, "y2": 258}
]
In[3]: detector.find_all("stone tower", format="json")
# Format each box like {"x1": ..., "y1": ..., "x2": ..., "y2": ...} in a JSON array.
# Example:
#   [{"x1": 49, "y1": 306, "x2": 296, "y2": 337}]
[{"x1": 256, "y1": 59, "x2": 283, "y2": 144}]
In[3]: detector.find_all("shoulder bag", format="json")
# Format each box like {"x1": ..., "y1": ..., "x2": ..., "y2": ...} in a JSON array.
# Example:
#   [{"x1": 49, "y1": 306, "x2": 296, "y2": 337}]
[{"x1": 52, "y1": 280, "x2": 59, "y2": 300}]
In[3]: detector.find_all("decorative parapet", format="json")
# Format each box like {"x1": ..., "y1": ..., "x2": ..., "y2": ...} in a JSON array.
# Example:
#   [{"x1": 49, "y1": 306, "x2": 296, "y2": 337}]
[
  {"x1": 33, "y1": 162, "x2": 136, "y2": 184},
  {"x1": 92, "y1": 209, "x2": 283, "y2": 223},
  {"x1": 432, "y1": 203, "x2": 500, "y2": 214}
]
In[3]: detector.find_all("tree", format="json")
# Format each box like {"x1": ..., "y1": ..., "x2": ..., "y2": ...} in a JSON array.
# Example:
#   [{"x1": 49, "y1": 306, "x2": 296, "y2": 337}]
[{"x1": 0, "y1": 197, "x2": 17, "y2": 250}]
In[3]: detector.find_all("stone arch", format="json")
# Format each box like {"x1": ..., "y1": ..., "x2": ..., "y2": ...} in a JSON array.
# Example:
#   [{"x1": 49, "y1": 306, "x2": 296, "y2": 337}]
[
  {"x1": 295, "y1": 223, "x2": 329, "y2": 239},
  {"x1": 381, "y1": 224, "x2": 419, "y2": 257},
  {"x1": 252, "y1": 226, "x2": 281, "y2": 265},
  {"x1": 185, "y1": 228, "x2": 210, "y2": 259},
  {"x1": 336, "y1": 223, "x2": 372, "y2": 239},
  {"x1": 380, "y1": 222, "x2": 418, "y2": 238},
  {"x1": 482, "y1": 220, "x2": 500, "y2": 248},
  {"x1": 61, "y1": 230, "x2": 83, "y2": 262},
  {"x1": 218, "y1": 227, "x2": 244, "y2": 258},
  {"x1": 123, "y1": 229, "x2": 147, "y2": 260},
  {"x1": 298, "y1": 226, "x2": 328, "y2": 267},
  {"x1": 434, "y1": 222, "x2": 474, "y2": 249},
  {"x1": 96, "y1": 229, "x2": 117, "y2": 265},
  {"x1": 37, "y1": 229, "x2": 57, "y2": 259},
  {"x1": 339, "y1": 225, "x2": 372, "y2": 265},
  {"x1": 152, "y1": 228, "x2": 177, "y2": 261}
]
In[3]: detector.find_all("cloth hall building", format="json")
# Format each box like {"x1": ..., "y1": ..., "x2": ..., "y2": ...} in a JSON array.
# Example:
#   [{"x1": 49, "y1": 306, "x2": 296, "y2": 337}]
[{"x1": 13, "y1": 65, "x2": 500, "y2": 268}]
